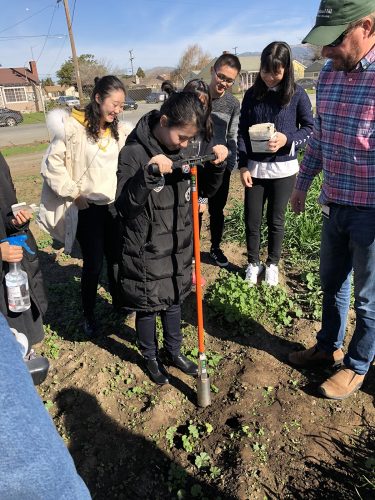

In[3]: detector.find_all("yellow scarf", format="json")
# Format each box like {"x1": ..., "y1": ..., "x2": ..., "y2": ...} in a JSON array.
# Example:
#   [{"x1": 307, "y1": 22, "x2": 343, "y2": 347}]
[{"x1": 71, "y1": 107, "x2": 87, "y2": 127}]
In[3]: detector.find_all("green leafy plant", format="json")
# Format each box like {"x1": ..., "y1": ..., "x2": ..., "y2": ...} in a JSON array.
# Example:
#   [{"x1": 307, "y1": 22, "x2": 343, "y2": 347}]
[
  {"x1": 195, "y1": 452, "x2": 211, "y2": 470},
  {"x1": 209, "y1": 466, "x2": 222, "y2": 479},
  {"x1": 206, "y1": 270, "x2": 302, "y2": 331},
  {"x1": 166, "y1": 426, "x2": 177, "y2": 449},
  {"x1": 42, "y1": 324, "x2": 60, "y2": 359},
  {"x1": 37, "y1": 233, "x2": 53, "y2": 249}
]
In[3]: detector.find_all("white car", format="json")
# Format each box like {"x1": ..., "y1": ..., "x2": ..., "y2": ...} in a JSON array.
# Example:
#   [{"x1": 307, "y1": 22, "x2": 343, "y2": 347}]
[{"x1": 58, "y1": 95, "x2": 80, "y2": 107}]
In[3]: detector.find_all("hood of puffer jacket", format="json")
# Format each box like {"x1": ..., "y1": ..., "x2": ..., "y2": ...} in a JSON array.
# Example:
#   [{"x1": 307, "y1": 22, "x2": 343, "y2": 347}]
[
  {"x1": 126, "y1": 109, "x2": 192, "y2": 163},
  {"x1": 46, "y1": 107, "x2": 134, "y2": 141}
]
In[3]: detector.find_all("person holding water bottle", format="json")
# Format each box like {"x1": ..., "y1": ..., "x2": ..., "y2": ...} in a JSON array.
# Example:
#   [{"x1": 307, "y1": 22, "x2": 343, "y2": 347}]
[{"x1": 0, "y1": 152, "x2": 47, "y2": 354}]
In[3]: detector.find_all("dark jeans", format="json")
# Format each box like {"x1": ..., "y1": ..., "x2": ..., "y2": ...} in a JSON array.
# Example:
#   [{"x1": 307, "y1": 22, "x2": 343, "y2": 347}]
[
  {"x1": 317, "y1": 204, "x2": 375, "y2": 374},
  {"x1": 244, "y1": 174, "x2": 296, "y2": 265},
  {"x1": 208, "y1": 168, "x2": 231, "y2": 249},
  {"x1": 136, "y1": 304, "x2": 182, "y2": 359},
  {"x1": 76, "y1": 203, "x2": 120, "y2": 318}
]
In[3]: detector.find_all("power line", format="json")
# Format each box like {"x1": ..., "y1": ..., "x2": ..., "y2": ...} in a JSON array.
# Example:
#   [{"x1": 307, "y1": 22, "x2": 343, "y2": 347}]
[
  {"x1": 36, "y1": 4, "x2": 58, "y2": 62},
  {"x1": 71, "y1": 0, "x2": 77, "y2": 25},
  {"x1": 0, "y1": 34, "x2": 66, "y2": 40},
  {"x1": 45, "y1": 35, "x2": 68, "y2": 76},
  {"x1": 0, "y1": 4, "x2": 55, "y2": 35}
]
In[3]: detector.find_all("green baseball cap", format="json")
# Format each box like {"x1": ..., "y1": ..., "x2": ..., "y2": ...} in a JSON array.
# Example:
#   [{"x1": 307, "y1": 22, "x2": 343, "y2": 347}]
[{"x1": 303, "y1": 0, "x2": 375, "y2": 45}]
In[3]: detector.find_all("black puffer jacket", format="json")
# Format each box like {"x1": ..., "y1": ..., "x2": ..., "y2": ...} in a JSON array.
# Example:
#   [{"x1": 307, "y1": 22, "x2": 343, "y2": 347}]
[
  {"x1": 115, "y1": 111, "x2": 223, "y2": 312},
  {"x1": 0, "y1": 153, "x2": 47, "y2": 346}
]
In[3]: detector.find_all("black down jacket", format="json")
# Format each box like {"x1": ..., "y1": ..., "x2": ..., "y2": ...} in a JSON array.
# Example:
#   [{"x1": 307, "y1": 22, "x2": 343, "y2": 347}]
[
  {"x1": 0, "y1": 153, "x2": 47, "y2": 346},
  {"x1": 115, "y1": 110, "x2": 224, "y2": 312}
]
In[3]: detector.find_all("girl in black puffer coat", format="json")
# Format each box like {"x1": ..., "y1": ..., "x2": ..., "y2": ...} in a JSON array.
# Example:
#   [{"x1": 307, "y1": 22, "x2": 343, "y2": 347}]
[{"x1": 115, "y1": 92, "x2": 226, "y2": 385}]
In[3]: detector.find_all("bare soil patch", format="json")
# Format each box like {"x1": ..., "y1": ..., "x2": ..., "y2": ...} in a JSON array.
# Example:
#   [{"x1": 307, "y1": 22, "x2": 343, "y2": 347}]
[{"x1": 8, "y1": 153, "x2": 375, "y2": 499}]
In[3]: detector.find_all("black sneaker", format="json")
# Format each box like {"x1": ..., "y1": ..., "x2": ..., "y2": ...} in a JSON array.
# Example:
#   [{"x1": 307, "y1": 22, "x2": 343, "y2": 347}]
[{"x1": 209, "y1": 247, "x2": 229, "y2": 267}]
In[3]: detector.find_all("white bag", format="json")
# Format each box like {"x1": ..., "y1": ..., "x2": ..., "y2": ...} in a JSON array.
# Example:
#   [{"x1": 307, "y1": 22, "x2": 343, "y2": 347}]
[{"x1": 249, "y1": 123, "x2": 277, "y2": 153}]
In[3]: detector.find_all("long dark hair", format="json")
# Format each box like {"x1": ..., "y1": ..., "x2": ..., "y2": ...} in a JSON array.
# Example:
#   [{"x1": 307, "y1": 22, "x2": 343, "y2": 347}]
[
  {"x1": 252, "y1": 41, "x2": 295, "y2": 106},
  {"x1": 158, "y1": 91, "x2": 206, "y2": 137},
  {"x1": 183, "y1": 79, "x2": 213, "y2": 142},
  {"x1": 85, "y1": 75, "x2": 126, "y2": 142}
]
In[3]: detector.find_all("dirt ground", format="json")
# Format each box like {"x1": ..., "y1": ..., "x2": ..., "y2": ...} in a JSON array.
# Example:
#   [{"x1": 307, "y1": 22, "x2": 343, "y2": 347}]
[{"x1": 7, "y1": 153, "x2": 375, "y2": 500}]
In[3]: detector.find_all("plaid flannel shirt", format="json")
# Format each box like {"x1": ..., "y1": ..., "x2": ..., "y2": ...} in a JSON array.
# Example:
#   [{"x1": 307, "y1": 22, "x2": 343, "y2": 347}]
[{"x1": 296, "y1": 46, "x2": 375, "y2": 207}]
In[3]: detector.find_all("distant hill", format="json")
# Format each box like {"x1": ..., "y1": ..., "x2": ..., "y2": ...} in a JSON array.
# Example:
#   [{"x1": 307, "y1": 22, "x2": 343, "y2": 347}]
[
  {"x1": 145, "y1": 66, "x2": 175, "y2": 77},
  {"x1": 239, "y1": 45, "x2": 315, "y2": 65}
]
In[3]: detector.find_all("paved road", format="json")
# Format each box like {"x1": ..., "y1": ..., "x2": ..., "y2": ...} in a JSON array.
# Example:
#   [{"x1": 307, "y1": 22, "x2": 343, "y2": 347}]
[
  {"x1": 0, "y1": 123, "x2": 49, "y2": 148},
  {"x1": 0, "y1": 102, "x2": 160, "y2": 148},
  {"x1": 0, "y1": 96, "x2": 316, "y2": 148}
]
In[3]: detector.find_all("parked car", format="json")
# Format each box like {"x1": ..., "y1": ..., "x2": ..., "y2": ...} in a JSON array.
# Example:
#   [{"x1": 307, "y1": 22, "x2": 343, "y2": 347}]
[
  {"x1": 124, "y1": 97, "x2": 138, "y2": 110},
  {"x1": 0, "y1": 108, "x2": 23, "y2": 127},
  {"x1": 57, "y1": 95, "x2": 80, "y2": 107},
  {"x1": 297, "y1": 78, "x2": 318, "y2": 90},
  {"x1": 145, "y1": 92, "x2": 166, "y2": 103}
]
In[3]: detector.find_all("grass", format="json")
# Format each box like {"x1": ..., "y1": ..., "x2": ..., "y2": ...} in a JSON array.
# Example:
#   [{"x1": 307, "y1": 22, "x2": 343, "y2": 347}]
[
  {"x1": 21, "y1": 112, "x2": 46, "y2": 124},
  {"x1": 1, "y1": 142, "x2": 48, "y2": 157}
]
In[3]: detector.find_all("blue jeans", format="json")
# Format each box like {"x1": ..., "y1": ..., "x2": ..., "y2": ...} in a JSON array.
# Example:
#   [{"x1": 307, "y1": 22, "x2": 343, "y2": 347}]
[
  {"x1": 317, "y1": 205, "x2": 375, "y2": 375},
  {"x1": 0, "y1": 313, "x2": 91, "y2": 499}
]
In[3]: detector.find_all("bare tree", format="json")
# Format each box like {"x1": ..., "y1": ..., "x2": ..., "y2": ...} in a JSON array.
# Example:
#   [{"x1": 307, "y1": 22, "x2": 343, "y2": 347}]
[
  {"x1": 172, "y1": 44, "x2": 212, "y2": 84},
  {"x1": 307, "y1": 44, "x2": 324, "y2": 62}
]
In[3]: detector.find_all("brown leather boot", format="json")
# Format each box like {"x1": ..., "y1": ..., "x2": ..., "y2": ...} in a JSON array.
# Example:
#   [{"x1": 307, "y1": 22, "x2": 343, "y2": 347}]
[
  {"x1": 288, "y1": 344, "x2": 344, "y2": 368},
  {"x1": 319, "y1": 368, "x2": 365, "y2": 400}
]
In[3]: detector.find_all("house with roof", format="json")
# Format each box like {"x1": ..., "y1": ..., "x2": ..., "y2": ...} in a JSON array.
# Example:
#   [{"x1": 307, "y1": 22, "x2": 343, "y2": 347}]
[
  {"x1": 0, "y1": 60, "x2": 43, "y2": 112},
  {"x1": 42, "y1": 84, "x2": 78, "y2": 100},
  {"x1": 304, "y1": 60, "x2": 326, "y2": 79}
]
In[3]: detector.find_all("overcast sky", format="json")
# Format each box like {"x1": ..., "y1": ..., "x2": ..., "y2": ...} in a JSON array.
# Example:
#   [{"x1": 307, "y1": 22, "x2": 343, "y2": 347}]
[{"x1": 0, "y1": 0, "x2": 320, "y2": 78}]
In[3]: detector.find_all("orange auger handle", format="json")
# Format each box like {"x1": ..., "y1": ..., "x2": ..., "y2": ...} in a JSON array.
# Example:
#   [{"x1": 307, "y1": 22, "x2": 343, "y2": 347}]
[{"x1": 190, "y1": 165, "x2": 205, "y2": 355}]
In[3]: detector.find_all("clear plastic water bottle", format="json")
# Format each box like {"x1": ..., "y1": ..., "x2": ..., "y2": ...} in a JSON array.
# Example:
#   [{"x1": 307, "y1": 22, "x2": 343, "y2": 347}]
[
  {"x1": 5, "y1": 262, "x2": 31, "y2": 312},
  {"x1": 1, "y1": 234, "x2": 35, "y2": 313}
]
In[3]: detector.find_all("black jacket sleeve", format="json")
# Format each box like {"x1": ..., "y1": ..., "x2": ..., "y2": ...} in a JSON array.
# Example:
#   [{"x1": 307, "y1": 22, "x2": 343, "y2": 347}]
[
  {"x1": 115, "y1": 145, "x2": 163, "y2": 220},
  {"x1": 197, "y1": 138, "x2": 226, "y2": 199}
]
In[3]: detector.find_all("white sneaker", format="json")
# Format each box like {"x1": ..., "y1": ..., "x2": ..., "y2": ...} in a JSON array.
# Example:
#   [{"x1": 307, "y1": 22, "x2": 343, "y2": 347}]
[
  {"x1": 245, "y1": 263, "x2": 264, "y2": 285},
  {"x1": 265, "y1": 264, "x2": 279, "y2": 286}
]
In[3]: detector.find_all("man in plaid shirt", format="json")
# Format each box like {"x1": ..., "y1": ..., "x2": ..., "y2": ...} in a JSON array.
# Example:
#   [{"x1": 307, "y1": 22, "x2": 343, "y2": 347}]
[{"x1": 289, "y1": 0, "x2": 375, "y2": 400}]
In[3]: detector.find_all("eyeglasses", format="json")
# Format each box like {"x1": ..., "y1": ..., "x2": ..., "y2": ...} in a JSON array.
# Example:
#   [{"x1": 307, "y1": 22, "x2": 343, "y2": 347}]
[
  {"x1": 214, "y1": 69, "x2": 235, "y2": 85},
  {"x1": 327, "y1": 21, "x2": 362, "y2": 47},
  {"x1": 327, "y1": 30, "x2": 348, "y2": 47}
]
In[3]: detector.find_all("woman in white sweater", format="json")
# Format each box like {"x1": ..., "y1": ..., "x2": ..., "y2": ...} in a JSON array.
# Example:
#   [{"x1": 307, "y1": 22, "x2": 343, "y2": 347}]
[{"x1": 40, "y1": 75, "x2": 131, "y2": 336}]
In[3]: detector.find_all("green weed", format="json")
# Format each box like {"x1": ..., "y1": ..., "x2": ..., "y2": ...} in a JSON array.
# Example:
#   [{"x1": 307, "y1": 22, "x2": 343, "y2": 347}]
[
  {"x1": 42, "y1": 324, "x2": 60, "y2": 359},
  {"x1": 206, "y1": 270, "x2": 302, "y2": 332}
]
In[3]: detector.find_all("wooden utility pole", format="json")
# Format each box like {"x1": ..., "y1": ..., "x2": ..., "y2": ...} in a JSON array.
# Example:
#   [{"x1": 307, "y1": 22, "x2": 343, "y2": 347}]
[
  {"x1": 59, "y1": 0, "x2": 84, "y2": 103},
  {"x1": 129, "y1": 50, "x2": 135, "y2": 76}
]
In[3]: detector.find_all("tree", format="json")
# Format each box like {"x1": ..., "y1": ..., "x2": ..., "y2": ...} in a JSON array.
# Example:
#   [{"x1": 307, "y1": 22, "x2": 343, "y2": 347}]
[
  {"x1": 136, "y1": 67, "x2": 145, "y2": 79},
  {"x1": 307, "y1": 44, "x2": 324, "y2": 62},
  {"x1": 172, "y1": 44, "x2": 212, "y2": 84},
  {"x1": 56, "y1": 54, "x2": 107, "y2": 86},
  {"x1": 41, "y1": 77, "x2": 54, "y2": 87}
]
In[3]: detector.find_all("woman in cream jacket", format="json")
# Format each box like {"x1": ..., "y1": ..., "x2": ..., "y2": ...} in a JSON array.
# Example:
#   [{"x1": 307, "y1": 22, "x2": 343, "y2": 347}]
[{"x1": 40, "y1": 75, "x2": 132, "y2": 336}]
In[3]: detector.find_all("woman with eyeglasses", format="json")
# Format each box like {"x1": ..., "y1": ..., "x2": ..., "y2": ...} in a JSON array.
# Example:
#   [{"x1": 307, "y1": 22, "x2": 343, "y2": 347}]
[{"x1": 238, "y1": 41, "x2": 314, "y2": 286}]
